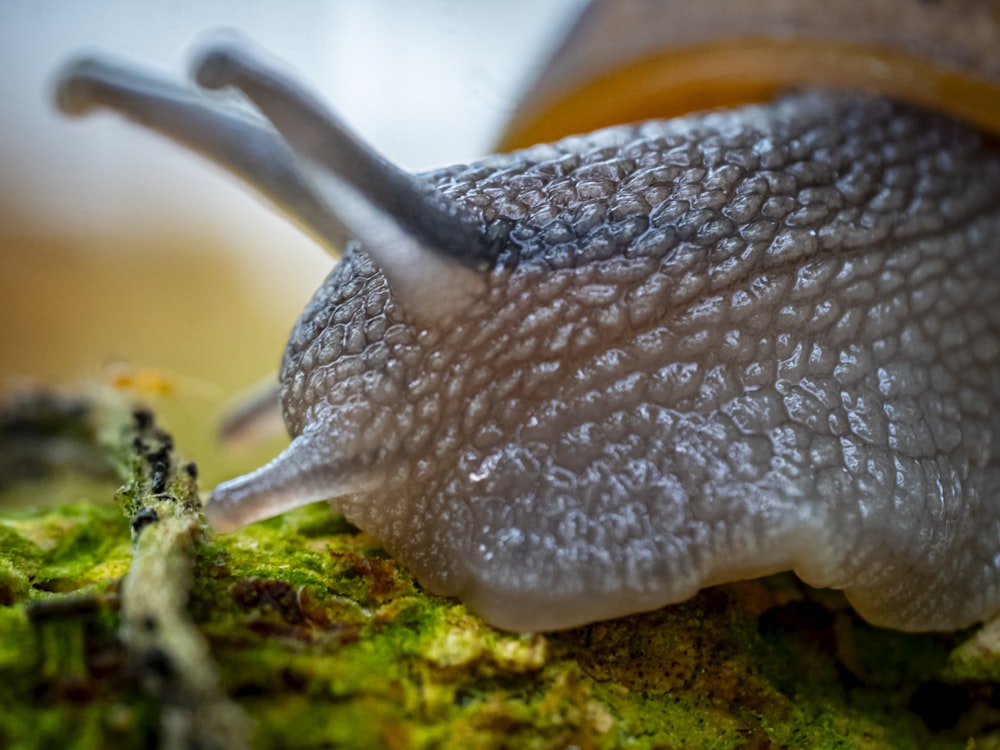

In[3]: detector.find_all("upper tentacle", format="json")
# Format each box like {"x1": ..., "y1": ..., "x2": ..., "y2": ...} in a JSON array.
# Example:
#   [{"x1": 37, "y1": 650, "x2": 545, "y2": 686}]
[{"x1": 57, "y1": 56, "x2": 350, "y2": 251}]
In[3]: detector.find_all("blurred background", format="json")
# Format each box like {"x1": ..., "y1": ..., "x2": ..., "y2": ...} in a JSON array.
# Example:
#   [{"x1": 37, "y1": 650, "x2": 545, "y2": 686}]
[{"x1": 0, "y1": 1, "x2": 583, "y2": 485}]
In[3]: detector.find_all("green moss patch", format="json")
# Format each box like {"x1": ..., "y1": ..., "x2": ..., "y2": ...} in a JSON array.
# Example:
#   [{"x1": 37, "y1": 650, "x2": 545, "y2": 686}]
[{"x1": 2, "y1": 389, "x2": 1000, "y2": 749}]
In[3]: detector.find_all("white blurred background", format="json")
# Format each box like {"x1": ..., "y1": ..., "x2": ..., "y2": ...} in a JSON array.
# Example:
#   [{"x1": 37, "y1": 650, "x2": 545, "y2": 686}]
[
  {"x1": 0, "y1": 0, "x2": 582, "y2": 481},
  {"x1": 2, "y1": 1, "x2": 582, "y2": 241}
]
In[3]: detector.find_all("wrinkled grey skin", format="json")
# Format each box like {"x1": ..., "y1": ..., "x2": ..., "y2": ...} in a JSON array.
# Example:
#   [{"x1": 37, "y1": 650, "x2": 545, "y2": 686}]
[
  {"x1": 56, "y1": 45, "x2": 1000, "y2": 632},
  {"x1": 276, "y1": 94, "x2": 1000, "y2": 631}
]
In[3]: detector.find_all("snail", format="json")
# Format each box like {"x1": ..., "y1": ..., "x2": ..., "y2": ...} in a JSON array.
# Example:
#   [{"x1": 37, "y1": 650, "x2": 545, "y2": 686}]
[{"x1": 55, "y1": 0, "x2": 1000, "y2": 633}]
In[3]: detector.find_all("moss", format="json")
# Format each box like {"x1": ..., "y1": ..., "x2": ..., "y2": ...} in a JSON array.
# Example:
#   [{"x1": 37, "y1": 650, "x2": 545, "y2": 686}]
[
  {"x1": 182, "y1": 501, "x2": 980, "y2": 749},
  {"x1": 5, "y1": 503, "x2": 133, "y2": 593},
  {"x1": 3, "y1": 388, "x2": 1000, "y2": 749},
  {"x1": 0, "y1": 505, "x2": 157, "y2": 750}
]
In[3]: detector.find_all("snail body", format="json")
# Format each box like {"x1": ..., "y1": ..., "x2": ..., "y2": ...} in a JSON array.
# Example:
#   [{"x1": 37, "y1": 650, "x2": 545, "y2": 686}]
[{"x1": 57, "y1": 4, "x2": 1000, "y2": 632}]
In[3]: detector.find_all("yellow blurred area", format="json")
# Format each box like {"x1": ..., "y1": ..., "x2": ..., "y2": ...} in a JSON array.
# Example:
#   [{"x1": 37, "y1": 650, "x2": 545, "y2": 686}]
[{"x1": 0, "y1": 219, "x2": 316, "y2": 486}]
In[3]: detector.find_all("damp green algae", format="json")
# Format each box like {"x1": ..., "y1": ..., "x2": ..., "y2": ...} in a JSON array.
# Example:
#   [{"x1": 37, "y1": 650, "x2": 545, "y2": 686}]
[
  {"x1": 0, "y1": 501, "x2": 131, "y2": 600},
  {"x1": 3, "y1": 391, "x2": 1000, "y2": 749},
  {"x1": 0, "y1": 499, "x2": 150, "y2": 750},
  {"x1": 179, "y1": 500, "x2": 987, "y2": 750}
]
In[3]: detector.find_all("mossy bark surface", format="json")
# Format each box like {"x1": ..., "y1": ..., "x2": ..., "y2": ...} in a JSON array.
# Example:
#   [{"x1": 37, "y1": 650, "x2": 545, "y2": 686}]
[{"x1": 1, "y1": 388, "x2": 998, "y2": 749}]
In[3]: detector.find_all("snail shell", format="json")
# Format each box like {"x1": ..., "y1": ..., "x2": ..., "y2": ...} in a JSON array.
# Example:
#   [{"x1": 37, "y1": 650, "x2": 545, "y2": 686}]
[{"x1": 57, "y1": 1, "x2": 1000, "y2": 632}]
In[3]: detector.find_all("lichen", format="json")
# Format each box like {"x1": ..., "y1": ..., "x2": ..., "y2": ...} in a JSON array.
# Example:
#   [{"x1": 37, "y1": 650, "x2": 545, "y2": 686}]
[{"x1": 2, "y1": 387, "x2": 1000, "y2": 749}]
